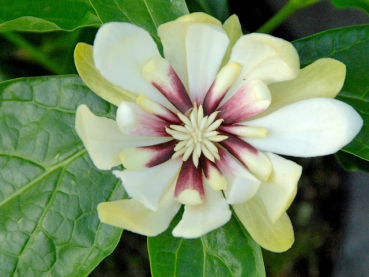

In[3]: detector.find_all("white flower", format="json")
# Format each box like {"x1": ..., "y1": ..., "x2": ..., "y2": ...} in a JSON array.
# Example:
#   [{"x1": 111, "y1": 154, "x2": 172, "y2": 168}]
[{"x1": 74, "y1": 13, "x2": 363, "y2": 252}]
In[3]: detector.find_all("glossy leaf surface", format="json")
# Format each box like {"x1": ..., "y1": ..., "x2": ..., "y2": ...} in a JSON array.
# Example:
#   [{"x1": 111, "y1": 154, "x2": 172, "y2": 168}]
[
  {"x1": 293, "y1": 25, "x2": 369, "y2": 167},
  {"x1": 331, "y1": 0, "x2": 369, "y2": 14},
  {"x1": 89, "y1": 0, "x2": 189, "y2": 46},
  {"x1": 186, "y1": 0, "x2": 230, "y2": 22},
  {"x1": 0, "y1": 76, "x2": 124, "y2": 276},
  {"x1": 148, "y1": 210, "x2": 265, "y2": 277},
  {"x1": 0, "y1": 0, "x2": 101, "y2": 32}
]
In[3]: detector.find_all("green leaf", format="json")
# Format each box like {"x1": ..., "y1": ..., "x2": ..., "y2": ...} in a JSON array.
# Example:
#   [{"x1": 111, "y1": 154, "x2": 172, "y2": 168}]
[
  {"x1": 336, "y1": 150, "x2": 369, "y2": 172},
  {"x1": 89, "y1": 0, "x2": 189, "y2": 46},
  {"x1": 292, "y1": 25, "x2": 369, "y2": 164},
  {"x1": 0, "y1": 76, "x2": 124, "y2": 276},
  {"x1": 148, "y1": 210, "x2": 265, "y2": 277},
  {"x1": 0, "y1": 0, "x2": 101, "y2": 32},
  {"x1": 186, "y1": 0, "x2": 230, "y2": 22},
  {"x1": 330, "y1": 0, "x2": 369, "y2": 14}
]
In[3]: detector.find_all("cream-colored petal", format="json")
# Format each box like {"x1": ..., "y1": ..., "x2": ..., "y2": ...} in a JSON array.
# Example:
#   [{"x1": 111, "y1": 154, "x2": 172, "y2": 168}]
[
  {"x1": 172, "y1": 179, "x2": 232, "y2": 238},
  {"x1": 233, "y1": 196, "x2": 294, "y2": 252},
  {"x1": 158, "y1": 12, "x2": 221, "y2": 89},
  {"x1": 245, "y1": 98, "x2": 363, "y2": 157},
  {"x1": 258, "y1": 58, "x2": 346, "y2": 117},
  {"x1": 93, "y1": 22, "x2": 170, "y2": 107},
  {"x1": 75, "y1": 105, "x2": 168, "y2": 170},
  {"x1": 113, "y1": 158, "x2": 182, "y2": 211},
  {"x1": 256, "y1": 153, "x2": 302, "y2": 223},
  {"x1": 98, "y1": 183, "x2": 181, "y2": 236},
  {"x1": 74, "y1": 43, "x2": 137, "y2": 106}
]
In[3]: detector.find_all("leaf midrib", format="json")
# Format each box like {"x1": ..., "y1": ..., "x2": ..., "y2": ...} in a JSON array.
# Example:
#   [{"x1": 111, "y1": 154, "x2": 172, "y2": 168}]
[{"x1": 0, "y1": 149, "x2": 86, "y2": 208}]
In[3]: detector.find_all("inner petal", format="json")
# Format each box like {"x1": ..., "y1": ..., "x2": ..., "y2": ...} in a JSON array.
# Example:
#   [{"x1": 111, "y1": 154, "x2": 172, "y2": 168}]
[
  {"x1": 116, "y1": 102, "x2": 170, "y2": 137},
  {"x1": 219, "y1": 131, "x2": 272, "y2": 181},
  {"x1": 120, "y1": 140, "x2": 177, "y2": 170},
  {"x1": 174, "y1": 159, "x2": 204, "y2": 205},
  {"x1": 217, "y1": 79, "x2": 271, "y2": 125},
  {"x1": 142, "y1": 57, "x2": 193, "y2": 113}
]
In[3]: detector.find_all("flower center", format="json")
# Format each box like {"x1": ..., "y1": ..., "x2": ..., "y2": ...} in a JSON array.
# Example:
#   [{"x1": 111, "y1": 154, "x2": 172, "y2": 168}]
[{"x1": 166, "y1": 104, "x2": 228, "y2": 167}]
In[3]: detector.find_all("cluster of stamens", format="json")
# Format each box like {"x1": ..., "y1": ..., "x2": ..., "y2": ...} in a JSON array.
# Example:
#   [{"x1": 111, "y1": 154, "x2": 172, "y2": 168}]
[{"x1": 166, "y1": 104, "x2": 227, "y2": 167}]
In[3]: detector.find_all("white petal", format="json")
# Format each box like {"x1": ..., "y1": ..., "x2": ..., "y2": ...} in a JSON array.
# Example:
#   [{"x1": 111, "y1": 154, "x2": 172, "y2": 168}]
[
  {"x1": 257, "y1": 153, "x2": 302, "y2": 223},
  {"x1": 98, "y1": 183, "x2": 181, "y2": 236},
  {"x1": 75, "y1": 105, "x2": 168, "y2": 170},
  {"x1": 172, "y1": 179, "x2": 232, "y2": 238},
  {"x1": 158, "y1": 13, "x2": 222, "y2": 89},
  {"x1": 93, "y1": 22, "x2": 169, "y2": 106},
  {"x1": 245, "y1": 98, "x2": 363, "y2": 157},
  {"x1": 222, "y1": 33, "x2": 299, "y2": 104},
  {"x1": 262, "y1": 58, "x2": 346, "y2": 117},
  {"x1": 233, "y1": 196, "x2": 294, "y2": 252},
  {"x1": 186, "y1": 24, "x2": 229, "y2": 103},
  {"x1": 113, "y1": 158, "x2": 182, "y2": 211},
  {"x1": 216, "y1": 149, "x2": 261, "y2": 204}
]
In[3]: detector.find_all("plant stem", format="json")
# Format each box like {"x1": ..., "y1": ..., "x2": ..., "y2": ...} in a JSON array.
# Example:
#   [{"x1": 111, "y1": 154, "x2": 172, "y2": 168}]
[
  {"x1": 257, "y1": 0, "x2": 319, "y2": 34},
  {"x1": 1, "y1": 32, "x2": 63, "y2": 75}
]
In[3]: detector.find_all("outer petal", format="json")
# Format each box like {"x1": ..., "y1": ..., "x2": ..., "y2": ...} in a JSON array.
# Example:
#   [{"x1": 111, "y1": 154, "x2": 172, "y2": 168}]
[
  {"x1": 256, "y1": 153, "x2": 302, "y2": 223},
  {"x1": 220, "y1": 14, "x2": 243, "y2": 68},
  {"x1": 244, "y1": 98, "x2": 363, "y2": 157},
  {"x1": 158, "y1": 12, "x2": 222, "y2": 89},
  {"x1": 93, "y1": 22, "x2": 169, "y2": 107},
  {"x1": 258, "y1": 58, "x2": 346, "y2": 117},
  {"x1": 75, "y1": 105, "x2": 168, "y2": 170},
  {"x1": 98, "y1": 183, "x2": 181, "y2": 236},
  {"x1": 222, "y1": 33, "x2": 299, "y2": 103},
  {"x1": 186, "y1": 24, "x2": 229, "y2": 103},
  {"x1": 113, "y1": 158, "x2": 182, "y2": 211},
  {"x1": 233, "y1": 196, "x2": 294, "y2": 252},
  {"x1": 74, "y1": 43, "x2": 137, "y2": 106},
  {"x1": 172, "y1": 178, "x2": 232, "y2": 238},
  {"x1": 216, "y1": 148, "x2": 261, "y2": 204}
]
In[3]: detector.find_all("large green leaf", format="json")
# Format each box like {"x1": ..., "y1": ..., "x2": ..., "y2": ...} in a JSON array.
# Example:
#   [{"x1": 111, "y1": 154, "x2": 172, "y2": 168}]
[
  {"x1": 292, "y1": 25, "x2": 369, "y2": 169},
  {"x1": 331, "y1": 0, "x2": 369, "y2": 14},
  {"x1": 0, "y1": 0, "x2": 101, "y2": 32},
  {"x1": 89, "y1": 0, "x2": 189, "y2": 46},
  {"x1": 148, "y1": 210, "x2": 265, "y2": 277},
  {"x1": 186, "y1": 0, "x2": 230, "y2": 22},
  {"x1": 0, "y1": 76, "x2": 124, "y2": 276}
]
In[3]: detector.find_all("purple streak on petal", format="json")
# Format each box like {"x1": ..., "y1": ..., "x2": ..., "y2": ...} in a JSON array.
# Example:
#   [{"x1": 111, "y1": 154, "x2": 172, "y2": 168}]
[
  {"x1": 174, "y1": 158, "x2": 204, "y2": 200},
  {"x1": 218, "y1": 131, "x2": 258, "y2": 169},
  {"x1": 201, "y1": 155, "x2": 223, "y2": 181},
  {"x1": 152, "y1": 66, "x2": 193, "y2": 113},
  {"x1": 217, "y1": 83, "x2": 269, "y2": 125},
  {"x1": 140, "y1": 140, "x2": 177, "y2": 168},
  {"x1": 152, "y1": 103, "x2": 183, "y2": 124},
  {"x1": 218, "y1": 124, "x2": 243, "y2": 136},
  {"x1": 203, "y1": 78, "x2": 230, "y2": 115}
]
